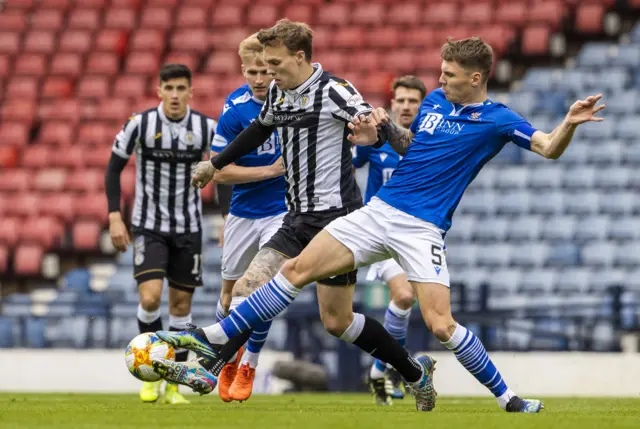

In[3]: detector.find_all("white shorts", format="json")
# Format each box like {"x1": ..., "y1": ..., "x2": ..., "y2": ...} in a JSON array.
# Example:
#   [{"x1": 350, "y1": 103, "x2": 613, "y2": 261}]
[
  {"x1": 325, "y1": 197, "x2": 450, "y2": 286},
  {"x1": 365, "y1": 259, "x2": 405, "y2": 283},
  {"x1": 221, "y1": 212, "x2": 286, "y2": 280}
]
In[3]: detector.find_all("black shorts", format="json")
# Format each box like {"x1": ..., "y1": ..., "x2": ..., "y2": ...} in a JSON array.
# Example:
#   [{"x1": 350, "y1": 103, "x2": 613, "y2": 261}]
[
  {"x1": 132, "y1": 227, "x2": 203, "y2": 291},
  {"x1": 263, "y1": 205, "x2": 361, "y2": 286}
]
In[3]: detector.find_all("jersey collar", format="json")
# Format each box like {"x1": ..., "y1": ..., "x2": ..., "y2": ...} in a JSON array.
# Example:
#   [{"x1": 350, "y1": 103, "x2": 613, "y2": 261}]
[
  {"x1": 449, "y1": 98, "x2": 492, "y2": 116},
  {"x1": 157, "y1": 102, "x2": 191, "y2": 127},
  {"x1": 286, "y1": 63, "x2": 323, "y2": 96}
]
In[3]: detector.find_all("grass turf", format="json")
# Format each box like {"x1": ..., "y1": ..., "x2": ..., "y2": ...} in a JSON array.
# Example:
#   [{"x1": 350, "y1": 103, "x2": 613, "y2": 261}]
[{"x1": 1, "y1": 394, "x2": 639, "y2": 429}]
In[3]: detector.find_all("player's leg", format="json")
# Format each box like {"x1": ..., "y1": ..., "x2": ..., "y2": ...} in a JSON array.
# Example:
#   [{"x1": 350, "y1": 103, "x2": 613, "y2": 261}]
[{"x1": 132, "y1": 229, "x2": 168, "y2": 403}]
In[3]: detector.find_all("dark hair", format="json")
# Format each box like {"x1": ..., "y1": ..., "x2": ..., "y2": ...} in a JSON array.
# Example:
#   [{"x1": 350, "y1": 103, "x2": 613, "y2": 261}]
[
  {"x1": 392, "y1": 75, "x2": 427, "y2": 99},
  {"x1": 257, "y1": 19, "x2": 313, "y2": 62},
  {"x1": 159, "y1": 64, "x2": 192, "y2": 85},
  {"x1": 441, "y1": 37, "x2": 493, "y2": 83}
]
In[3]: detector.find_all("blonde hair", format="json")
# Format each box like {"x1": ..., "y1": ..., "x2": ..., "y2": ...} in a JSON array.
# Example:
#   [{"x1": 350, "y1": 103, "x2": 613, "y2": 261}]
[
  {"x1": 238, "y1": 34, "x2": 265, "y2": 64},
  {"x1": 441, "y1": 37, "x2": 493, "y2": 84}
]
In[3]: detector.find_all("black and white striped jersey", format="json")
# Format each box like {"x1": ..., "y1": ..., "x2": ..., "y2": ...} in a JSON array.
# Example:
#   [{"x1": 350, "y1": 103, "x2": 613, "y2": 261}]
[
  {"x1": 258, "y1": 63, "x2": 372, "y2": 213},
  {"x1": 111, "y1": 103, "x2": 216, "y2": 234}
]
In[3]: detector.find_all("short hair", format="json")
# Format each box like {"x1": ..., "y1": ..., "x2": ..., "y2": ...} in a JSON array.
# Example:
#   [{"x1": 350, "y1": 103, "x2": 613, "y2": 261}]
[
  {"x1": 391, "y1": 75, "x2": 427, "y2": 99},
  {"x1": 238, "y1": 33, "x2": 265, "y2": 64},
  {"x1": 440, "y1": 37, "x2": 493, "y2": 84},
  {"x1": 257, "y1": 19, "x2": 313, "y2": 62},
  {"x1": 159, "y1": 64, "x2": 192, "y2": 85}
]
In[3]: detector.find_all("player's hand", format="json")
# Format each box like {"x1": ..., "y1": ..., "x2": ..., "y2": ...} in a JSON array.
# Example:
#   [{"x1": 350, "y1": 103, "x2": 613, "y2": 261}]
[
  {"x1": 347, "y1": 114, "x2": 378, "y2": 146},
  {"x1": 567, "y1": 94, "x2": 606, "y2": 125},
  {"x1": 192, "y1": 160, "x2": 216, "y2": 188},
  {"x1": 370, "y1": 107, "x2": 391, "y2": 127},
  {"x1": 108, "y1": 214, "x2": 130, "y2": 252},
  {"x1": 270, "y1": 156, "x2": 286, "y2": 177}
]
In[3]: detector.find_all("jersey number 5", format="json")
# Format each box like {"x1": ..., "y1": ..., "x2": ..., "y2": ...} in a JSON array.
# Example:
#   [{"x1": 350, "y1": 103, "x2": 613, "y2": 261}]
[{"x1": 431, "y1": 244, "x2": 443, "y2": 266}]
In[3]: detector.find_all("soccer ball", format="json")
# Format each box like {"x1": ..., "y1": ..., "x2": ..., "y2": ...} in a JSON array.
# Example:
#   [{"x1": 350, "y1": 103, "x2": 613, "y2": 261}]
[{"x1": 125, "y1": 332, "x2": 175, "y2": 382}]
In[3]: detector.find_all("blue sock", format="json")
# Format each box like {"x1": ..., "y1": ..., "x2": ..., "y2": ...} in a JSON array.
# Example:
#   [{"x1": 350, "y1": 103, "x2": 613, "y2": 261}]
[
  {"x1": 219, "y1": 272, "x2": 300, "y2": 339},
  {"x1": 442, "y1": 324, "x2": 508, "y2": 397},
  {"x1": 215, "y1": 300, "x2": 227, "y2": 323},
  {"x1": 373, "y1": 300, "x2": 411, "y2": 373},
  {"x1": 247, "y1": 320, "x2": 272, "y2": 354}
]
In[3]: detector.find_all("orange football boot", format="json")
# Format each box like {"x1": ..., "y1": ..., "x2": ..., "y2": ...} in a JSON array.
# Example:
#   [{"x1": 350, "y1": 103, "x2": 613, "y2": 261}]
[
  {"x1": 229, "y1": 363, "x2": 256, "y2": 402},
  {"x1": 218, "y1": 347, "x2": 244, "y2": 402}
]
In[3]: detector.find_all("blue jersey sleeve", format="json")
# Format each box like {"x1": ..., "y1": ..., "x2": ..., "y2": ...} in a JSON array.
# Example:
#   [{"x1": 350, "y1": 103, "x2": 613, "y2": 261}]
[
  {"x1": 211, "y1": 107, "x2": 244, "y2": 154},
  {"x1": 352, "y1": 145, "x2": 372, "y2": 168},
  {"x1": 496, "y1": 108, "x2": 538, "y2": 151}
]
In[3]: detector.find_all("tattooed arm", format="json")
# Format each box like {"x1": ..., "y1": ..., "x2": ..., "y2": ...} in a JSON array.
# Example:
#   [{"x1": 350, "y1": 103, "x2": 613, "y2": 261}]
[
  {"x1": 231, "y1": 247, "x2": 289, "y2": 298},
  {"x1": 378, "y1": 121, "x2": 414, "y2": 156}
]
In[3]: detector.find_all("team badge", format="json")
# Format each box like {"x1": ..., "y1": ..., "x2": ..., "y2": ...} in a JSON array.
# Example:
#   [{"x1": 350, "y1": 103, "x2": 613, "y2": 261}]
[
  {"x1": 300, "y1": 96, "x2": 309, "y2": 107},
  {"x1": 186, "y1": 131, "x2": 194, "y2": 145},
  {"x1": 346, "y1": 94, "x2": 363, "y2": 107},
  {"x1": 469, "y1": 112, "x2": 482, "y2": 120}
]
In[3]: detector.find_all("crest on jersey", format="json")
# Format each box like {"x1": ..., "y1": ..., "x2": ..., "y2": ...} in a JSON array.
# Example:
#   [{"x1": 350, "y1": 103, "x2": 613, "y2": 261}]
[
  {"x1": 469, "y1": 112, "x2": 482, "y2": 120},
  {"x1": 346, "y1": 94, "x2": 363, "y2": 107},
  {"x1": 300, "y1": 96, "x2": 309, "y2": 107},
  {"x1": 186, "y1": 131, "x2": 194, "y2": 144}
]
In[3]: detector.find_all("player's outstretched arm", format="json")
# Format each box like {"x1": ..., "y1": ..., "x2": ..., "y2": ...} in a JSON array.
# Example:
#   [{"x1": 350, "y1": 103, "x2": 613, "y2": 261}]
[
  {"x1": 530, "y1": 94, "x2": 605, "y2": 159},
  {"x1": 378, "y1": 121, "x2": 414, "y2": 156},
  {"x1": 212, "y1": 156, "x2": 285, "y2": 185}
]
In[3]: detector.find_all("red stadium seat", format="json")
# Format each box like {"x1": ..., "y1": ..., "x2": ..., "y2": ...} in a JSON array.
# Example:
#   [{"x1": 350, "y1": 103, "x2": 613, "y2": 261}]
[
  {"x1": 39, "y1": 100, "x2": 80, "y2": 123},
  {"x1": 416, "y1": 47, "x2": 443, "y2": 73},
  {"x1": 81, "y1": 0, "x2": 111, "y2": 7},
  {"x1": 350, "y1": 51, "x2": 380, "y2": 72},
  {"x1": 42, "y1": 193, "x2": 75, "y2": 224},
  {"x1": 22, "y1": 217, "x2": 64, "y2": 249},
  {"x1": 112, "y1": 0, "x2": 143, "y2": 7},
  {"x1": 247, "y1": 5, "x2": 279, "y2": 27},
  {"x1": 333, "y1": 28, "x2": 365, "y2": 48},
  {"x1": 367, "y1": 27, "x2": 400, "y2": 49},
  {"x1": 95, "y1": 30, "x2": 129, "y2": 57},
  {"x1": 461, "y1": 3, "x2": 492, "y2": 24},
  {"x1": 170, "y1": 29, "x2": 210, "y2": 52},
  {"x1": 85, "y1": 148, "x2": 112, "y2": 169},
  {"x1": 419, "y1": 74, "x2": 440, "y2": 94},
  {"x1": 59, "y1": 31, "x2": 93, "y2": 54},
  {"x1": 0, "y1": 55, "x2": 10, "y2": 76},
  {"x1": 42, "y1": 77, "x2": 74, "y2": 98},
  {"x1": 23, "y1": 31, "x2": 56, "y2": 54},
  {"x1": 0, "y1": 147, "x2": 19, "y2": 168},
  {"x1": 140, "y1": 8, "x2": 173, "y2": 30},
  {"x1": 496, "y1": 2, "x2": 527, "y2": 26},
  {"x1": 406, "y1": 28, "x2": 437, "y2": 49},
  {"x1": 66, "y1": 169, "x2": 104, "y2": 193},
  {"x1": 104, "y1": 9, "x2": 138, "y2": 29},
  {"x1": 68, "y1": 9, "x2": 101, "y2": 30},
  {"x1": 1, "y1": 100, "x2": 36, "y2": 124},
  {"x1": 4, "y1": 0, "x2": 35, "y2": 10},
  {"x1": 474, "y1": 25, "x2": 515, "y2": 56},
  {"x1": 73, "y1": 220, "x2": 102, "y2": 250},
  {"x1": 45, "y1": 0, "x2": 74, "y2": 10},
  {"x1": 205, "y1": 52, "x2": 240, "y2": 75},
  {"x1": 86, "y1": 53, "x2": 120, "y2": 75},
  {"x1": 184, "y1": 0, "x2": 216, "y2": 6},
  {"x1": 424, "y1": 3, "x2": 457, "y2": 25},
  {"x1": 575, "y1": 4, "x2": 604, "y2": 33},
  {"x1": 388, "y1": 3, "x2": 419, "y2": 26},
  {"x1": 522, "y1": 25, "x2": 550, "y2": 55},
  {"x1": 31, "y1": 9, "x2": 65, "y2": 30},
  {"x1": 77, "y1": 76, "x2": 111, "y2": 99},
  {"x1": 34, "y1": 169, "x2": 67, "y2": 192},
  {"x1": 317, "y1": 3, "x2": 349, "y2": 26},
  {"x1": 0, "y1": 122, "x2": 29, "y2": 147},
  {"x1": 37, "y1": 121, "x2": 75, "y2": 147},
  {"x1": 97, "y1": 98, "x2": 133, "y2": 122},
  {"x1": 10, "y1": 193, "x2": 41, "y2": 218},
  {"x1": 384, "y1": 49, "x2": 419, "y2": 73},
  {"x1": 165, "y1": 52, "x2": 199, "y2": 71},
  {"x1": 0, "y1": 10, "x2": 28, "y2": 32},
  {"x1": 52, "y1": 146, "x2": 85, "y2": 169},
  {"x1": 0, "y1": 245, "x2": 7, "y2": 274},
  {"x1": 359, "y1": 72, "x2": 394, "y2": 97},
  {"x1": 282, "y1": 5, "x2": 313, "y2": 23},
  {"x1": 0, "y1": 32, "x2": 21, "y2": 55},
  {"x1": 14, "y1": 244, "x2": 44, "y2": 276},
  {"x1": 210, "y1": 28, "x2": 253, "y2": 51},
  {"x1": 318, "y1": 51, "x2": 348, "y2": 73},
  {"x1": 529, "y1": 1, "x2": 566, "y2": 30},
  {"x1": 131, "y1": 29, "x2": 165, "y2": 53},
  {"x1": 211, "y1": 5, "x2": 244, "y2": 27},
  {"x1": 50, "y1": 53, "x2": 83, "y2": 77},
  {"x1": 74, "y1": 192, "x2": 109, "y2": 224},
  {"x1": 114, "y1": 75, "x2": 148, "y2": 98},
  {"x1": 201, "y1": 181, "x2": 214, "y2": 203},
  {"x1": 0, "y1": 217, "x2": 22, "y2": 247},
  {"x1": 14, "y1": 54, "x2": 48, "y2": 76},
  {"x1": 78, "y1": 123, "x2": 111, "y2": 146},
  {"x1": 125, "y1": 52, "x2": 160, "y2": 74},
  {"x1": 192, "y1": 75, "x2": 218, "y2": 97},
  {"x1": 121, "y1": 167, "x2": 137, "y2": 200},
  {"x1": 176, "y1": 6, "x2": 209, "y2": 27},
  {"x1": 0, "y1": 168, "x2": 32, "y2": 192},
  {"x1": 21, "y1": 145, "x2": 52, "y2": 169},
  {"x1": 6, "y1": 77, "x2": 39, "y2": 99}
]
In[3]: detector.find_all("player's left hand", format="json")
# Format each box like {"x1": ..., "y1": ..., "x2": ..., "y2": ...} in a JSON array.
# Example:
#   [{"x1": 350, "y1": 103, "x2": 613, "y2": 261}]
[
  {"x1": 347, "y1": 114, "x2": 378, "y2": 146},
  {"x1": 370, "y1": 107, "x2": 390, "y2": 127},
  {"x1": 567, "y1": 94, "x2": 606, "y2": 125},
  {"x1": 191, "y1": 161, "x2": 216, "y2": 188}
]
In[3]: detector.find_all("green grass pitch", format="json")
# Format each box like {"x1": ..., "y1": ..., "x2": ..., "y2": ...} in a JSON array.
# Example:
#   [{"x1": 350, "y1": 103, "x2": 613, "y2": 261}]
[{"x1": 1, "y1": 394, "x2": 639, "y2": 429}]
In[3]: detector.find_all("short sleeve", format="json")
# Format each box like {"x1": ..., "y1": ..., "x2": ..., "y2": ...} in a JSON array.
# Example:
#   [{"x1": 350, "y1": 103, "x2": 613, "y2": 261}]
[
  {"x1": 211, "y1": 107, "x2": 244, "y2": 153},
  {"x1": 206, "y1": 117, "x2": 217, "y2": 150},
  {"x1": 496, "y1": 108, "x2": 538, "y2": 151},
  {"x1": 258, "y1": 82, "x2": 278, "y2": 126},
  {"x1": 328, "y1": 80, "x2": 373, "y2": 123},
  {"x1": 352, "y1": 144, "x2": 372, "y2": 168},
  {"x1": 111, "y1": 114, "x2": 140, "y2": 159}
]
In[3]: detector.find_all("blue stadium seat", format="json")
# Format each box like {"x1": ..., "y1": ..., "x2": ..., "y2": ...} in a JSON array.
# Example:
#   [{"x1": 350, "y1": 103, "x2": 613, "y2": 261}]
[
  {"x1": 574, "y1": 120, "x2": 615, "y2": 141},
  {"x1": 528, "y1": 165, "x2": 562, "y2": 189},
  {"x1": 519, "y1": 271, "x2": 557, "y2": 294},
  {"x1": 453, "y1": 268, "x2": 488, "y2": 291},
  {"x1": 587, "y1": 142, "x2": 623, "y2": 165},
  {"x1": 564, "y1": 191, "x2": 599, "y2": 216},
  {"x1": 2, "y1": 303, "x2": 31, "y2": 317},
  {"x1": 555, "y1": 140, "x2": 588, "y2": 165},
  {"x1": 624, "y1": 143, "x2": 640, "y2": 165},
  {"x1": 575, "y1": 215, "x2": 609, "y2": 242},
  {"x1": 541, "y1": 215, "x2": 576, "y2": 242},
  {"x1": 604, "y1": 91, "x2": 638, "y2": 115},
  {"x1": 75, "y1": 294, "x2": 110, "y2": 317},
  {"x1": 556, "y1": 69, "x2": 592, "y2": 92},
  {"x1": 457, "y1": 191, "x2": 495, "y2": 216},
  {"x1": 608, "y1": 218, "x2": 640, "y2": 241},
  {"x1": 47, "y1": 303, "x2": 74, "y2": 317},
  {"x1": 529, "y1": 190, "x2": 564, "y2": 215},
  {"x1": 446, "y1": 244, "x2": 477, "y2": 269},
  {"x1": 25, "y1": 317, "x2": 46, "y2": 348},
  {"x1": 562, "y1": 166, "x2": 596, "y2": 189},
  {"x1": 625, "y1": 269, "x2": 640, "y2": 292},
  {"x1": 555, "y1": 268, "x2": 591, "y2": 294},
  {"x1": 493, "y1": 143, "x2": 522, "y2": 164},
  {"x1": 202, "y1": 270, "x2": 223, "y2": 292},
  {"x1": 535, "y1": 91, "x2": 568, "y2": 116},
  {"x1": 600, "y1": 191, "x2": 635, "y2": 216},
  {"x1": 527, "y1": 115, "x2": 552, "y2": 132},
  {"x1": 521, "y1": 68, "x2": 554, "y2": 91},
  {"x1": 614, "y1": 243, "x2": 640, "y2": 267},
  {"x1": 510, "y1": 243, "x2": 548, "y2": 268},
  {"x1": 476, "y1": 244, "x2": 512, "y2": 268},
  {"x1": 116, "y1": 247, "x2": 134, "y2": 266},
  {"x1": 581, "y1": 241, "x2": 616, "y2": 268},
  {"x1": 616, "y1": 116, "x2": 640, "y2": 140},
  {"x1": 447, "y1": 215, "x2": 476, "y2": 242},
  {"x1": 491, "y1": 269, "x2": 521, "y2": 294},
  {"x1": 576, "y1": 42, "x2": 612, "y2": 68},
  {"x1": 594, "y1": 167, "x2": 630, "y2": 189},
  {"x1": 203, "y1": 246, "x2": 223, "y2": 269},
  {"x1": 469, "y1": 166, "x2": 496, "y2": 189},
  {"x1": 495, "y1": 191, "x2": 530, "y2": 216},
  {"x1": 630, "y1": 25, "x2": 640, "y2": 43},
  {"x1": 63, "y1": 268, "x2": 91, "y2": 294},
  {"x1": 521, "y1": 149, "x2": 548, "y2": 164},
  {"x1": 596, "y1": 68, "x2": 630, "y2": 93},
  {"x1": 589, "y1": 270, "x2": 625, "y2": 291},
  {"x1": 472, "y1": 218, "x2": 509, "y2": 242},
  {"x1": 0, "y1": 317, "x2": 14, "y2": 348},
  {"x1": 108, "y1": 270, "x2": 135, "y2": 292},
  {"x1": 495, "y1": 167, "x2": 529, "y2": 190},
  {"x1": 505, "y1": 92, "x2": 537, "y2": 117},
  {"x1": 546, "y1": 244, "x2": 580, "y2": 267},
  {"x1": 506, "y1": 216, "x2": 542, "y2": 242},
  {"x1": 54, "y1": 290, "x2": 79, "y2": 304},
  {"x1": 6, "y1": 294, "x2": 30, "y2": 304}
]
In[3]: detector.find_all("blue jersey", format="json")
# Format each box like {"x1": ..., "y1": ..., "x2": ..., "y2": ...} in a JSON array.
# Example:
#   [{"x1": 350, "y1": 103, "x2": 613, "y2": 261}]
[
  {"x1": 376, "y1": 89, "x2": 537, "y2": 231},
  {"x1": 212, "y1": 85, "x2": 287, "y2": 219},
  {"x1": 352, "y1": 143, "x2": 401, "y2": 204}
]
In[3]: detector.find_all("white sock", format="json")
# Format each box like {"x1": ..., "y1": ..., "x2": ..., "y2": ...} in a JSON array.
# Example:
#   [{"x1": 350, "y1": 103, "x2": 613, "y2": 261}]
[
  {"x1": 137, "y1": 304, "x2": 160, "y2": 324},
  {"x1": 388, "y1": 299, "x2": 411, "y2": 318},
  {"x1": 229, "y1": 296, "x2": 246, "y2": 312},
  {"x1": 497, "y1": 389, "x2": 517, "y2": 410},
  {"x1": 202, "y1": 323, "x2": 230, "y2": 344},
  {"x1": 169, "y1": 313, "x2": 192, "y2": 330},
  {"x1": 369, "y1": 363, "x2": 385, "y2": 380},
  {"x1": 240, "y1": 350, "x2": 260, "y2": 369}
]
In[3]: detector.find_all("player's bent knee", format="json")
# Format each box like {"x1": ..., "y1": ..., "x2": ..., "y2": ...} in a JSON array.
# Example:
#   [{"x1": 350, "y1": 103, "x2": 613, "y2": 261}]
[
  {"x1": 139, "y1": 294, "x2": 161, "y2": 311},
  {"x1": 280, "y1": 257, "x2": 315, "y2": 288},
  {"x1": 320, "y1": 314, "x2": 351, "y2": 338},
  {"x1": 391, "y1": 285, "x2": 414, "y2": 309}
]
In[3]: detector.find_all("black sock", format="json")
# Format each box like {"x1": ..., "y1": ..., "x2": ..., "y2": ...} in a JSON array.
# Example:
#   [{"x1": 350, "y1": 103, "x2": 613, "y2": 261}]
[
  {"x1": 138, "y1": 316, "x2": 163, "y2": 334},
  {"x1": 170, "y1": 326, "x2": 189, "y2": 362},
  {"x1": 353, "y1": 316, "x2": 422, "y2": 383},
  {"x1": 199, "y1": 329, "x2": 253, "y2": 375}
]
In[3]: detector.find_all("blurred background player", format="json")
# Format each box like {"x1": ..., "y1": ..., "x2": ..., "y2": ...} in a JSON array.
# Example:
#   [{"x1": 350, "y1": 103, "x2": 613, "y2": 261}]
[
  {"x1": 104, "y1": 64, "x2": 216, "y2": 404},
  {"x1": 352, "y1": 75, "x2": 427, "y2": 405},
  {"x1": 210, "y1": 34, "x2": 287, "y2": 402}
]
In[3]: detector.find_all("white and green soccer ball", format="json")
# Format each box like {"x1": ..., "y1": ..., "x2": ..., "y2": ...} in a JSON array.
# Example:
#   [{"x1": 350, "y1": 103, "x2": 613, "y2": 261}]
[{"x1": 125, "y1": 332, "x2": 175, "y2": 382}]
